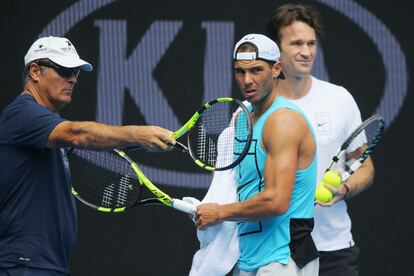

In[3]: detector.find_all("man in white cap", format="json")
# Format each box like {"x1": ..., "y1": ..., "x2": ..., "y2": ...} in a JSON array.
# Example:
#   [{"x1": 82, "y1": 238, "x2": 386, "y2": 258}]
[
  {"x1": 0, "y1": 36, "x2": 175, "y2": 275},
  {"x1": 196, "y1": 34, "x2": 319, "y2": 276}
]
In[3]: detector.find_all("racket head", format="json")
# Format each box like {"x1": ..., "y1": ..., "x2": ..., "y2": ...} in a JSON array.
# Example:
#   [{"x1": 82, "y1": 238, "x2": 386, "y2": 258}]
[
  {"x1": 330, "y1": 115, "x2": 385, "y2": 175},
  {"x1": 185, "y1": 98, "x2": 252, "y2": 171},
  {"x1": 66, "y1": 148, "x2": 166, "y2": 213}
]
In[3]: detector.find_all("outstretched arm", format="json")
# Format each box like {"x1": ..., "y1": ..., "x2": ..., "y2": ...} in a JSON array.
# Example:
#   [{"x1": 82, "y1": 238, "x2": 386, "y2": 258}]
[{"x1": 47, "y1": 121, "x2": 175, "y2": 151}]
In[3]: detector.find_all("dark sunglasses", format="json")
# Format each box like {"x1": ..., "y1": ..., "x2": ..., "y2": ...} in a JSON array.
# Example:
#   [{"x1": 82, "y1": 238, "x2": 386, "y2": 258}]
[{"x1": 36, "y1": 61, "x2": 80, "y2": 78}]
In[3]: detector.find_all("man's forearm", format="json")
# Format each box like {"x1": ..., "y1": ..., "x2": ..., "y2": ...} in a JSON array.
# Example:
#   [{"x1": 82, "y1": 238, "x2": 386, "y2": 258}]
[
  {"x1": 48, "y1": 121, "x2": 144, "y2": 149},
  {"x1": 344, "y1": 157, "x2": 375, "y2": 198},
  {"x1": 219, "y1": 190, "x2": 289, "y2": 222}
]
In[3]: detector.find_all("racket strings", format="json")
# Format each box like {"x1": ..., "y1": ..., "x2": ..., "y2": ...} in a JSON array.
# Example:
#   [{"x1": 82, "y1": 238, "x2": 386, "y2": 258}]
[
  {"x1": 208, "y1": 137, "x2": 217, "y2": 166},
  {"x1": 346, "y1": 119, "x2": 384, "y2": 163},
  {"x1": 68, "y1": 149, "x2": 143, "y2": 209},
  {"x1": 197, "y1": 124, "x2": 207, "y2": 162},
  {"x1": 189, "y1": 101, "x2": 251, "y2": 169}
]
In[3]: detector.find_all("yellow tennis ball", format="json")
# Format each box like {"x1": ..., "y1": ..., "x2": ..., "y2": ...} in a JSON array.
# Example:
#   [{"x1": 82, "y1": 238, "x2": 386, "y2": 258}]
[
  {"x1": 322, "y1": 170, "x2": 342, "y2": 188},
  {"x1": 315, "y1": 182, "x2": 332, "y2": 203}
]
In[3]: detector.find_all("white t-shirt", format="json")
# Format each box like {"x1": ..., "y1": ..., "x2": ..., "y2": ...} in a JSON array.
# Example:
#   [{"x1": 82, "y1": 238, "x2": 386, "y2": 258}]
[{"x1": 290, "y1": 76, "x2": 362, "y2": 251}]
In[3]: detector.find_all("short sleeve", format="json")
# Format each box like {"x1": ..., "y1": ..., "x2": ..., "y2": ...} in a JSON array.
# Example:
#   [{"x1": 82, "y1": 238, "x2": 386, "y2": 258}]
[
  {"x1": 341, "y1": 88, "x2": 363, "y2": 137},
  {"x1": 0, "y1": 95, "x2": 66, "y2": 149}
]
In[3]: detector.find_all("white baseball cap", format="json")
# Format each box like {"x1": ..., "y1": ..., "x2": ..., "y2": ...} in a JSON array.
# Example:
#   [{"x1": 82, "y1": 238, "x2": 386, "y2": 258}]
[
  {"x1": 233, "y1": 34, "x2": 284, "y2": 79},
  {"x1": 233, "y1": 33, "x2": 281, "y2": 62},
  {"x1": 24, "y1": 36, "x2": 93, "y2": 71}
]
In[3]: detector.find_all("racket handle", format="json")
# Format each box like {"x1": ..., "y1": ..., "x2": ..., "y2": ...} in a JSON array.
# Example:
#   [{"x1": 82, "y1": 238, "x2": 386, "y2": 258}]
[
  {"x1": 342, "y1": 160, "x2": 362, "y2": 182},
  {"x1": 172, "y1": 198, "x2": 197, "y2": 216}
]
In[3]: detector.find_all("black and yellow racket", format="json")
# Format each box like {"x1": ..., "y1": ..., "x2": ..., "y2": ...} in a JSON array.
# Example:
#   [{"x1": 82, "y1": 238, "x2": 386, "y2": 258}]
[
  {"x1": 131, "y1": 97, "x2": 252, "y2": 171},
  {"x1": 66, "y1": 147, "x2": 197, "y2": 214},
  {"x1": 66, "y1": 97, "x2": 252, "y2": 213}
]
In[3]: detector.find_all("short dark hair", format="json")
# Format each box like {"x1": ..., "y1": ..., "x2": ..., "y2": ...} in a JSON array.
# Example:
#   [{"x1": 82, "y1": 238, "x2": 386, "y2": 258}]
[{"x1": 266, "y1": 4, "x2": 323, "y2": 45}]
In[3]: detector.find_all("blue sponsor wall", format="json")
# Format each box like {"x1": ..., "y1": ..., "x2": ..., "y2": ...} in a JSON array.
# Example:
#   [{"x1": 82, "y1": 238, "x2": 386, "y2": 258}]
[{"x1": 1, "y1": 0, "x2": 411, "y2": 275}]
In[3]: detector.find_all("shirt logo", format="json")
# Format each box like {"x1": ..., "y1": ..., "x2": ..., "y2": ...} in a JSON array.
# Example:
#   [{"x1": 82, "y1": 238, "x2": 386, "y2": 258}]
[{"x1": 314, "y1": 113, "x2": 332, "y2": 135}]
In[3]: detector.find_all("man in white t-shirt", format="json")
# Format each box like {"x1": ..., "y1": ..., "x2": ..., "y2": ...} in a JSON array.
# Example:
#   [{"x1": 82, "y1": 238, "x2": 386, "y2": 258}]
[{"x1": 266, "y1": 4, "x2": 375, "y2": 276}]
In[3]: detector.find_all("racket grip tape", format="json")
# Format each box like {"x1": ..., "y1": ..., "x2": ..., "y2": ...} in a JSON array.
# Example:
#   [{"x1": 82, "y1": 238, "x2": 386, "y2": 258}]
[
  {"x1": 172, "y1": 199, "x2": 197, "y2": 216},
  {"x1": 342, "y1": 160, "x2": 362, "y2": 182}
]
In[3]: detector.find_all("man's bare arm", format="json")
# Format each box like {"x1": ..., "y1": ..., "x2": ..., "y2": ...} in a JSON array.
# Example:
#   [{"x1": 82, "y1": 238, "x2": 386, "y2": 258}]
[
  {"x1": 196, "y1": 110, "x2": 307, "y2": 229},
  {"x1": 47, "y1": 121, "x2": 175, "y2": 151}
]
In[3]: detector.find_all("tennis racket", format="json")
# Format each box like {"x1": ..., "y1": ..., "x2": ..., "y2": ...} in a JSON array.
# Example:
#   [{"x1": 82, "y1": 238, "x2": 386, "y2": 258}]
[
  {"x1": 132, "y1": 97, "x2": 253, "y2": 171},
  {"x1": 65, "y1": 147, "x2": 197, "y2": 215},
  {"x1": 324, "y1": 114, "x2": 385, "y2": 182}
]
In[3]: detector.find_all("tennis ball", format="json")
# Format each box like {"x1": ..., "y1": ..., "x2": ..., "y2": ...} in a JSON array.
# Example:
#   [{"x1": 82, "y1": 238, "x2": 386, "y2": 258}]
[
  {"x1": 322, "y1": 170, "x2": 342, "y2": 188},
  {"x1": 315, "y1": 182, "x2": 332, "y2": 203}
]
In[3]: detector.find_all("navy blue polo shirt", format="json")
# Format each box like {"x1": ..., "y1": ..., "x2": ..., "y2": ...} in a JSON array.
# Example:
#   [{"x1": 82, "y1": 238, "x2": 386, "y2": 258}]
[{"x1": 0, "y1": 94, "x2": 77, "y2": 274}]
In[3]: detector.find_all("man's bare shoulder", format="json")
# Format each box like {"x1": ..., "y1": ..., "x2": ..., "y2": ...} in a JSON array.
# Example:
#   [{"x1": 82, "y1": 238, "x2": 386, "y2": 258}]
[
  {"x1": 262, "y1": 108, "x2": 308, "y2": 151},
  {"x1": 265, "y1": 108, "x2": 307, "y2": 131}
]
